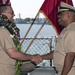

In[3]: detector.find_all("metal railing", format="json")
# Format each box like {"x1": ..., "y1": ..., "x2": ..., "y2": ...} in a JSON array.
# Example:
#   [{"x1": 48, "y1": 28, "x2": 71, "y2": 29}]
[{"x1": 20, "y1": 36, "x2": 58, "y2": 67}]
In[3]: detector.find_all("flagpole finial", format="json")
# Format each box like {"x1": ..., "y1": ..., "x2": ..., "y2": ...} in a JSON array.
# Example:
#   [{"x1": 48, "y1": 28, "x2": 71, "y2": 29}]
[{"x1": 0, "y1": 0, "x2": 11, "y2": 6}]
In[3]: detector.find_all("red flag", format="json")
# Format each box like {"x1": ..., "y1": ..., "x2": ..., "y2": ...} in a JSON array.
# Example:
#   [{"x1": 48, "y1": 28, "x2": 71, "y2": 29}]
[
  {"x1": 0, "y1": 0, "x2": 2, "y2": 5},
  {"x1": 39, "y1": 0, "x2": 73, "y2": 35}
]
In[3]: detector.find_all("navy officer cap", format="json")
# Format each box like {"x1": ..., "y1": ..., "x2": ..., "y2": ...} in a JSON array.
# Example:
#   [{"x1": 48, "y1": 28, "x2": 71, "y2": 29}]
[{"x1": 57, "y1": 2, "x2": 75, "y2": 14}]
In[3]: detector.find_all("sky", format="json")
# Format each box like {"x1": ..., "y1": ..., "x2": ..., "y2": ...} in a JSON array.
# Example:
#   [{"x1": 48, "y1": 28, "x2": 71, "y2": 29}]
[{"x1": 10, "y1": 0, "x2": 75, "y2": 19}]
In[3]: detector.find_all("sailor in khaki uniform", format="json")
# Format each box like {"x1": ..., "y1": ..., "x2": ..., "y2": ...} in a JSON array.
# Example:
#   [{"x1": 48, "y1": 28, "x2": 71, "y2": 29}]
[
  {"x1": 40, "y1": 1, "x2": 75, "y2": 75},
  {"x1": 0, "y1": 0, "x2": 42, "y2": 75},
  {"x1": 0, "y1": 27, "x2": 16, "y2": 75},
  {"x1": 53, "y1": 2, "x2": 75, "y2": 75}
]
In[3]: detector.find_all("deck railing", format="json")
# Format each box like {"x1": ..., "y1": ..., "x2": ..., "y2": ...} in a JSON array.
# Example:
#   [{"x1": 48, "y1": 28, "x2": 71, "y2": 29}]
[{"x1": 20, "y1": 36, "x2": 58, "y2": 67}]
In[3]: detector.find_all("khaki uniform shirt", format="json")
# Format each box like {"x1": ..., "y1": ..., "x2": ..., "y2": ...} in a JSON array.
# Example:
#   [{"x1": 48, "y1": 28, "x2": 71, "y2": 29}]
[
  {"x1": 0, "y1": 26, "x2": 16, "y2": 75},
  {"x1": 53, "y1": 22, "x2": 75, "y2": 75}
]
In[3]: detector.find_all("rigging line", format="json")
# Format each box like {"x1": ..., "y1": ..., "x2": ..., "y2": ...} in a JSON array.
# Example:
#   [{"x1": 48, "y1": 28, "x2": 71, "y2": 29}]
[
  {"x1": 24, "y1": 21, "x2": 46, "y2": 53},
  {"x1": 20, "y1": 12, "x2": 39, "y2": 46}
]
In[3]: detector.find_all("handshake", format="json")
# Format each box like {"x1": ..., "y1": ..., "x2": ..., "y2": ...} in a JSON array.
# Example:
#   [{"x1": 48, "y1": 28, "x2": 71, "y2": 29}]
[
  {"x1": 31, "y1": 52, "x2": 53, "y2": 64},
  {"x1": 21, "y1": 52, "x2": 52, "y2": 72},
  {"x1": 31, "y1": 54, "x2": 43, "y2": 64},
  {"x1": 21, "y1": 54, "x2": 43, "y2": 72}
]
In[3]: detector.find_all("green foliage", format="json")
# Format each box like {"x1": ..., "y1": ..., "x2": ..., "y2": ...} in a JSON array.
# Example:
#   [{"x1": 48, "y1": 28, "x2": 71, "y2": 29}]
[{"x1": 14, "y1": 37, "x2": 22, "y2": 75}]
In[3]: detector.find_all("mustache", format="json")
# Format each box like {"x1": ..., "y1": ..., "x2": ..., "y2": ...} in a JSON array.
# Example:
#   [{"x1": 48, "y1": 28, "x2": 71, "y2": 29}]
[{"x1": 57, "y1": 18, "x2": 61, "y2": 22}]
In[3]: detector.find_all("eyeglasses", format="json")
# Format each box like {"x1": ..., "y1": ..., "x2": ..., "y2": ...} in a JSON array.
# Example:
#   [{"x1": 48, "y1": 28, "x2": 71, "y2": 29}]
[{"x1": 3, "y1": 11, "x2": 14, "y2": 15}]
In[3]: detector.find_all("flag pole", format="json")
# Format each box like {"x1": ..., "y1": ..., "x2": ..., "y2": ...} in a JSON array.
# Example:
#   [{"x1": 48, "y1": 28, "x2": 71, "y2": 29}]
[
  {"x1": 20, "y1": 12, "x2": 39, "y2": 46},
  {"x1": 24, "y1": 21, "x2": 46, "y2": 53}
]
